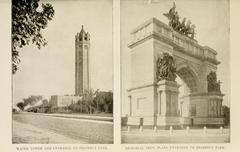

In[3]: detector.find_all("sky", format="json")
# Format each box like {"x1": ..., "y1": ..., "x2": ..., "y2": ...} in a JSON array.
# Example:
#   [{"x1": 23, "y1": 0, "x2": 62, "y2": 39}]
[
  {"x1": 13, "y1": 0, "x2": 113, "y2": 105},
  {"x1": 121, "y1": 0, "x2": 230, "y2": 115}
]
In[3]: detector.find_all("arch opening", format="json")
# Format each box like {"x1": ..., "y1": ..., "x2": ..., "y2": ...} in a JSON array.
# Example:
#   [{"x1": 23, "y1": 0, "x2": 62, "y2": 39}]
[
  {"x1": 176, "y1": 67, "x2": 199, "y2": 95},
  {"x1": 176, "y1": 67, "x2": 200, "y2": 117}
]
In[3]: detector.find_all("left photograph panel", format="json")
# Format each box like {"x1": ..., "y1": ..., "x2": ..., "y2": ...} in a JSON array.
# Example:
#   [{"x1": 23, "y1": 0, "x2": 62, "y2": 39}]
[{"x1": 12, "y1": 0, "x2": 113, "y2": 144}]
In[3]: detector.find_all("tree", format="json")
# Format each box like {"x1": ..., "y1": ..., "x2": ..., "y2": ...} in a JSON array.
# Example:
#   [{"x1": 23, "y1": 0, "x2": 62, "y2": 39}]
[
  {"x1": 94, "y1": 92, "x2": 106, "y2": 112},
  {"x1": 222, "y1": 105, "x2": 230, "y2": 126},
  {"x1": 16, "y1": 102, "x2": 25, "y2": 111},
  {"x1": 94, "y1": 91, "x2": 113, "y2": 113},
  {"x1": 82, "y1": 89, "x2": 98, "y2": 114},
  {"x1": 42, "y1": 99, "x2": 48, "y2": 106},
  {"x1": 12, "y1": 0, "x2": 54, "y2": 74},
  {"x1": 23, "y1": 95, "x2": 43, "y2": 106},
  {"x1": 103, "y1": 91, "x2": 113, "y2": 113},
  {"x1": 12, "y1": 108, "x2": 17, "y2": 113},
  {"x1": 69, "y1": 103, "x2": 82, "y2": 112}
]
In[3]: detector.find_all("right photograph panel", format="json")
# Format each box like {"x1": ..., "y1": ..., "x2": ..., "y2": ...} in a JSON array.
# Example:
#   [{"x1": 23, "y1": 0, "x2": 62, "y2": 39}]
[{"x1": 121, "y1": 0, "x2": 230, "y2": 143}]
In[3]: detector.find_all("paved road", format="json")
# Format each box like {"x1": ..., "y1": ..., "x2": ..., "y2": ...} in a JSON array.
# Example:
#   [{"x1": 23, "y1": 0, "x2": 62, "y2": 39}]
[
  {"x1": 13, "y1": 113, "x2": 113, "y2": 144},
  {"x1": 122, "y1": 128, "x2": 230, "y2": 143}
]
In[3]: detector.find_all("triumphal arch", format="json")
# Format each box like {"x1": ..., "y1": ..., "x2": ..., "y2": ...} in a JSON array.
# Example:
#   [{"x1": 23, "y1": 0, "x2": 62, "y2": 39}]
[{"x1": 127, "y1": 4, "x2": 224, "y2": 127}]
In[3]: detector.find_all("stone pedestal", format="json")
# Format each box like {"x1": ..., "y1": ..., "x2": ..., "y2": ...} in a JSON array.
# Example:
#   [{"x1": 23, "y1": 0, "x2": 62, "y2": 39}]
[
  {"x1": 157, "y1": 80, "x2": 180, "y2": 116},
  {"x1": 156, "y1": 80, "x2": 181, "y2": 127},
  {"x1": 206, "y1": 93, "x2": 224, "y2": 118},
  {"x1": 156, "y1": 116, "x2": 181, "y2": 128},
  {"x1": 179, "y1": 92, "x2": 224, "y2": 126}
]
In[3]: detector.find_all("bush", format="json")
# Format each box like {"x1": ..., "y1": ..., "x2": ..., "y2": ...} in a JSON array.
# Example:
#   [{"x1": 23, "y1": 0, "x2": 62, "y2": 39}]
[
  {"x1": 121, "y1": 116, "x2": 128, "y2": 126},
  {"x1": 12, "y1": 108, "x2": 17, "y2": 113},
  {"x1": 222, "y1": 105, "x2": 230, "y2": 126}
]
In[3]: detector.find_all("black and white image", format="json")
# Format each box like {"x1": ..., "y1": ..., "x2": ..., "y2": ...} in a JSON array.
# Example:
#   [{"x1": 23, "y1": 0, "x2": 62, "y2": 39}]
[
  {"x1": 12, "y1": 0, "x2": 113, "y2": 144},
  {"x1": 121, "y1": 0, "x2": 230, "y2": 143}
]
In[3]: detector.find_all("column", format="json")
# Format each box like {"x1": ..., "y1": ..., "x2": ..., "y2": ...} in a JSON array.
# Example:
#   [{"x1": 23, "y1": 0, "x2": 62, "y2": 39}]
[
  {"x1": 171, "y1": 91, "x2": 178, "y2": 116},
  {"x1": 217, "y1": 100, "x2": 222, "y2": 117},
  {"x1": 180, "y1": 101, "x2": 183, "y2": 116},
  {"x1": 158, "y1": 91, "x2": 162, "y2": 116},
  {"x1": 128, "y1": 95, "x2": 132, "y2": 116},
  {"x1": 161, "y1": 90, "x2": 167, "y2": 116},
  {"x1": 208, "y1": 100, "x2": 212, "y2": 117},
  {"x1": 216, "y1": 100, "x2": 219, "y2": 117},
  {"x1": 219, "y1": 101, "x2": 222, "y2": 116},
  {"x1": 168, "y1": 91, "x2": 172, "y2": 116},
  {"x1": 214, "y1": 100, "x2": 217, "y2": 117},
  {"x1": 166, "y1": 90, "x2": 171, "y2": 116}
]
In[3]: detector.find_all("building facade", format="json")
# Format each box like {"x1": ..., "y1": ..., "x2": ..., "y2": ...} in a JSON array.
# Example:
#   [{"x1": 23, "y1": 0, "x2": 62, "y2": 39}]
[
  {"x1": 75, "y1": 26, "x2": 90, "y2": 95},
  {"x1": 49, "y1": 95, "x2": 82, "y2": 108}
]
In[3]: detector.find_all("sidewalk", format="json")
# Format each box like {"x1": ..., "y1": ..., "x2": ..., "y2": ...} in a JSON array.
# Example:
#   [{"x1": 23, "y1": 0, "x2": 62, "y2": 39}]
[{"x1": 23, "y1": 112, "x2": 113, "y2": 122}]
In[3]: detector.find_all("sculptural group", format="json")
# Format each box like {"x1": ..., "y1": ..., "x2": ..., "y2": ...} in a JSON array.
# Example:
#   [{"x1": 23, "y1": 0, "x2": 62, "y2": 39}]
[
  {"x1": 156, "y1": 53, "x2": 177, "y2": 82},
  {"x1": 207, "y1": 71, "x2": 221, "y2": 93},
  {"x1": 163, "y1": 2, "x2": 196, "y2": 39}
]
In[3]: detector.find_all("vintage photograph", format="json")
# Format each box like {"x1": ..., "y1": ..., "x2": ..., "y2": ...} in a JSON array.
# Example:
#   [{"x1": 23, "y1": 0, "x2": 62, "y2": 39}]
[
  {"x1": 12, "y1": 0, "x2": 113, "y2": 144},
  {"x1": 121, "y1": 0, "x2": 230, "y2": 143}
]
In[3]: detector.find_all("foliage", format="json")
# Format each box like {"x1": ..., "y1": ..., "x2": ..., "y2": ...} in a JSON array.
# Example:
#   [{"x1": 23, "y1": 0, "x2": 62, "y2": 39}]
[
  {"x1": 69, "y1": 103, "x2": 83, "y2": 112},
  {"x1": 68, "y1": 90, "x2": 113, "y2": 114},
  {"x1": 222, "y1": 105, "x2": 230, "y2": 126},
  {"x1": 42, "y1": 99, "x2": 49, "y2": 106},
  {"x1": 12, "y1": 0, "x2": 54, "y2": 74},
  {"x1": 94, "y1": 91, "x2": 113, "y2": 113},
  {"x1": 12, "y1": 108, "x2": 17, "y2": 113},
  {"x1": 23, "y1": 95, "x2": 43, "y2": 106},
  {"x1": 16, "y1": 102, "x2": 25, "y2": 111},
  {"x1": 82, "y1": 89, "x2": 98, "y2": 114},
  {"x1": 121, "y1": 116, "x2": 128, "y2": 126}
]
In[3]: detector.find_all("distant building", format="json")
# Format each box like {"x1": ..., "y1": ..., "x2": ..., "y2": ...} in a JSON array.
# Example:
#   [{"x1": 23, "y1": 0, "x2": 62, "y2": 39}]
[
  {"x1": 49, "y1": 95, "x2": 82, "y2": 108},
  {"x1": 75, "y1": 25, "x2": 91, "y2": 95}
]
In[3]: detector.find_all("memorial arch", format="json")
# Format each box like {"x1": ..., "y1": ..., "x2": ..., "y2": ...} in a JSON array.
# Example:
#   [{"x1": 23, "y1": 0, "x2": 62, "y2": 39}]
[{"x1": 126, "y1": 18, "x2": 224, "y2": 127}]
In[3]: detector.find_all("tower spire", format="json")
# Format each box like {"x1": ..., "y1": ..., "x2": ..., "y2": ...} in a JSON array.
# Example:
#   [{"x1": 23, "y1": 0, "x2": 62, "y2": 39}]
[{"x1": 80, "y1": 25, "x2": 86, "y2": 36}]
